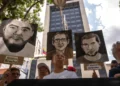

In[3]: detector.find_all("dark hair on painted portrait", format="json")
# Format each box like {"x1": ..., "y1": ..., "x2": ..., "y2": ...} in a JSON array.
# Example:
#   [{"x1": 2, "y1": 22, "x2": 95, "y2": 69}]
[
  {"x1": 81, "y1": 33, "x2": 101, "y2": 44},
  {"x1": 52, "y1": 31, "x2": 69, "y2": 42}
]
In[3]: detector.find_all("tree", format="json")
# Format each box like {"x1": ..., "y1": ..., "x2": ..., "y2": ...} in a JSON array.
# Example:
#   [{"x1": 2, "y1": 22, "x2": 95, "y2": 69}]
[{"x1": 0, "y1": 0, "x2": 47, "y2": 32}]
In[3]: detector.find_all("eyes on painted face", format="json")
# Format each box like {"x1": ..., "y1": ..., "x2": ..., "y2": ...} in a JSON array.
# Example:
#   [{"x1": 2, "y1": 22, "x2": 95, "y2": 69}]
[
  {"x1": 52, "y1": 34, "x2": 69, "y2": 51},
  {"x1": 82, "y1": 37, "x2": 100, "y2": 55},
  {"x1": 3, "y1": 20, "x2": 34, "y2": 45}
]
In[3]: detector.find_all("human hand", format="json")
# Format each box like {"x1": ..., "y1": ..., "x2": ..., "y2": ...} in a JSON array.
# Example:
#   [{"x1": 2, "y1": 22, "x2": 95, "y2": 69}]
[{"x1": 114, "y1": 73, "x2": 120, "y2": 78}]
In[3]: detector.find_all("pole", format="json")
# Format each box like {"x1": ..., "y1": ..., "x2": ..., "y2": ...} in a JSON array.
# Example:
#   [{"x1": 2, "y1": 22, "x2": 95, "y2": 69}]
[{"x1": 60, "y1": 7, "x2": 65, "y2": 30}]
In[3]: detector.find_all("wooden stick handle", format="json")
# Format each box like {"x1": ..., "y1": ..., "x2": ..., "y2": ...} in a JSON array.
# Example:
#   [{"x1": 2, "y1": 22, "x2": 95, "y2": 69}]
[{"x1": 9, "y1": 64, "x2": 12, "y2": 69}]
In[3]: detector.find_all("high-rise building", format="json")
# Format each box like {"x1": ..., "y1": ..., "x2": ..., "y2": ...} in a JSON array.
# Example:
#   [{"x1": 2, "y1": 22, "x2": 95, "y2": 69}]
[
  {"x1": 42, "y1": 0, "x2": 90, "y2": 78},
  {"x1": 43, "y1": 0, "x2": 90, "y2": 51}
]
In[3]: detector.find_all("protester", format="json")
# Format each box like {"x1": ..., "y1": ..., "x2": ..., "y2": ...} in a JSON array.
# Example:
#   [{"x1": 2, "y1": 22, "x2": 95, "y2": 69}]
[
  {"x1": 43, "y1": 53, "x2": 78, "y2": 79},
  {"x1": 36, "y1": 63, "x2": 50, "y2": 79},
  {"x1": 110, "y1": 60, "x2": 118, "y2": 69},
  {"x1": 0, "y1": 67, "x2": 20, "y2": 86},
  {"x1": 109, "y1": 41, "x2": 120, "y2": 78}
]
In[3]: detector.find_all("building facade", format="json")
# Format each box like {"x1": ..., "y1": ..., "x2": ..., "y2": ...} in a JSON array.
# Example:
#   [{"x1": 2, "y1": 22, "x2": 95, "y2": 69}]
[{"x1": 42, "y1": 0, "x2": 90, "y2": 78}]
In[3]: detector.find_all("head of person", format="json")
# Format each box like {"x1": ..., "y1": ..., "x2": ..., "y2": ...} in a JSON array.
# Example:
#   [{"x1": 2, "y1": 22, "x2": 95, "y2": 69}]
[
  {"x1": 37, "y1": 63, "x2": 50, "y2": 77},
  {"x1": 4, "y1": 67, "x2": 20, "y2": 84},
  {"x1": 112, "y1": 41, "x2": 120, "y2": 63},
  {"x1": 81, "y1": 33, "x2": 101, "y2": 56},
  {"x1": 2, "y1": 19, "x2": 34, "y2": 52},
  {"x1": 52, "y1": 32, "x2": 69, "y2": 52},
  {"x1": 52, "y1": 52, "x2": 65, "y2": 68},
  {"x1": 111, "y1": 60, "x2": 118, "y2": 69}
]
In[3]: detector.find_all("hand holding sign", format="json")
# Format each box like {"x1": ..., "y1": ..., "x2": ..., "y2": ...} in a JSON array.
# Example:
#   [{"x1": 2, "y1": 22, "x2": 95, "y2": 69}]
[{"x1": 92, "y1": 70, "x2": 98, "y2": 78}]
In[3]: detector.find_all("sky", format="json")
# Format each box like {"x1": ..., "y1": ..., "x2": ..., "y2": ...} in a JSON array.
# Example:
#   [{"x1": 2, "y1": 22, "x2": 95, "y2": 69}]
[{"x1": 83, "y1": 0, "x2": 120, "y2": 61}]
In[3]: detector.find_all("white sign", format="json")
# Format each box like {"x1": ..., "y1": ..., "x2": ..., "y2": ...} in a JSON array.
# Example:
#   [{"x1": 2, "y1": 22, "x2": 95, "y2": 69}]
[
  {"x1": 4, "y1": 56, "x2": 18, "y2": 64},
  {"x1": 86, "y1": 63, "x2": 102, "y2": 70},
  {"x1": 34, "y1": 32, "x2": 43, "y2": 57}
]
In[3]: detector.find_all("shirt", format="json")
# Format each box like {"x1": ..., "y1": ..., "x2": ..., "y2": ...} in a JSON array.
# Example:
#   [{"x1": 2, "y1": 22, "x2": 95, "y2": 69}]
[{"x1": 43, "y1": 70, "x2": 78, "y2": 79}]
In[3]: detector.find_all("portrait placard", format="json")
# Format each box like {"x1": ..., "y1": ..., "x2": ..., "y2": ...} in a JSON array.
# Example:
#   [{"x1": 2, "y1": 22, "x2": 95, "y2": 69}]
[
  {"x1": 47, "y1": 30, "x2": 73, "y2": 65},
  {"x1": 0, "y1": 55, "x2": 24, "y2": 65},
  {"x1": 75, "y1": 30, "x2": 109, "y2": 63},
  {"x1": 0, "y1": 19, "x2": 37, "y2": 58},
  {"x1": 84, "y1": 63, "x2": 104, "y2": 70}
]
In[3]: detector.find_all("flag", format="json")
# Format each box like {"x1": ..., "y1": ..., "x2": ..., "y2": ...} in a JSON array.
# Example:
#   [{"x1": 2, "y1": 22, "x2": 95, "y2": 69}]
[{"x1": 42, "y1": 48, "x2": 47, "y2": 55}]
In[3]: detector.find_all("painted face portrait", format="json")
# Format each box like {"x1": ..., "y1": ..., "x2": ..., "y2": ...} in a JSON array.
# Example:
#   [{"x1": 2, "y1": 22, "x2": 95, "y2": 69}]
[
  {"x1": 3, "y1": 20, "x2": 34, "y2": 45},
  {"x1": 81, "y1": 37, "x2": 100, "y2": 56},
  {"x1": 52, "y1": 33, "x2": 69, "y2": 52},
  {"x1": 2, "y1": 19, "x2": 34, "y2": 52}
]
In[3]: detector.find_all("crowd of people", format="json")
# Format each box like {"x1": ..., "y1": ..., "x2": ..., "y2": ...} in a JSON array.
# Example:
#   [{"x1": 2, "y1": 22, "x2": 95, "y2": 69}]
[{"x1": 0, "y1": 41, "x2": 120, "y2": 86}]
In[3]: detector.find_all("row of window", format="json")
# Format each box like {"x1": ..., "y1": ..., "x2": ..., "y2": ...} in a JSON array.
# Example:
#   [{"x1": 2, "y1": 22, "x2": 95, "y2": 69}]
[
  {"x1": 51, "y1": 8, "x2": 80, "y2": 15},
  {"x1": 50, "y1": 16, "x2": 81, "y2": 23},
  {"x1": 51, "y1": 11, "x2": 80, "y2": 18}
]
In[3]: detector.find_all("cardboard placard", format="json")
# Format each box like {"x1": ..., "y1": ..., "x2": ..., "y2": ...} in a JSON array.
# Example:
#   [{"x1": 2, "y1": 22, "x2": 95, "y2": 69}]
[
  {"x1": 0, "y1": 19, "x2": 37, "y2": 57},
  {"x1": 4, "y1": 56, "x2": 18, "y2": 64},
  {"x1": 84, "y1": 63, "x2": 104, "y2": 70},
  {"x1": 0, "y1": 55, "x2": 24, "y2": 65},
  {"x1": 47, "y1": 30, "x2": 73, "y2": 65},
  {"x1": 75, "y1": 30, "x2": 109, "y2": 63}
]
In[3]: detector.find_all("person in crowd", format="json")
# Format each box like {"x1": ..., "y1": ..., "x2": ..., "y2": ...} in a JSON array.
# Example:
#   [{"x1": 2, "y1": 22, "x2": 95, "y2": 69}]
[
  {"x1": 0, "y1": 67, "x2": 20, "y2": 86},
  {"x1": 43, "y1": 53, "x2": 78, "y2": 79},
  {"x1": 36, "y1": 63, "x2": 50, "y2": 79},
  {"x1": 110, "y1": 60, "x2": 118, "y2": 69},
  {"x1": 109, "y1": 41, "x2": 120, "y2": 78}
]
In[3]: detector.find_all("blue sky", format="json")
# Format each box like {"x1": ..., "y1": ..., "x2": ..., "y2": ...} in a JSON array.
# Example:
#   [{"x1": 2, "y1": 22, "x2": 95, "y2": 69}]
[{"x1": 83, "y1": 0, "x2": 120, "y2": 61}]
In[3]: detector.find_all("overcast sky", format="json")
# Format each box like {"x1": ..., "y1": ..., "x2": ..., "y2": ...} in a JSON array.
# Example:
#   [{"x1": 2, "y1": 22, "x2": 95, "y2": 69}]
[{"x1": 83, "y1": 0, "x2": 120, "y2": 61}]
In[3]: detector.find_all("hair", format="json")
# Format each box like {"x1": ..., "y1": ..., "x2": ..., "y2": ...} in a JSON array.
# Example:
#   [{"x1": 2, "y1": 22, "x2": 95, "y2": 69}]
[
  {"x1": 10, "y1": 67, "x2": 20, "y2": 73},
  {"x1": 111, "y1": 60, "x2": 118, "y2": 64},
  {"x1": 81, "y1": 33, "x2": 101, "y2": 44},
  {"x1": 37, "y1": 63, "x2": 50, "y2": 74},
  {"x1": 52, "y1": 32, "x2": 69, "y2": 42}
]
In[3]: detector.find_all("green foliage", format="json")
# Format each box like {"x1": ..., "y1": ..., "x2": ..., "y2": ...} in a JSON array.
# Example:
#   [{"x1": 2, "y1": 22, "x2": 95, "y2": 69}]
[
  {"x1": 47, "y1": 0, "x2": 53, "y2": 4},
  {"x1": 0, "y1": 0, "x2": 47, "y2": 32}
]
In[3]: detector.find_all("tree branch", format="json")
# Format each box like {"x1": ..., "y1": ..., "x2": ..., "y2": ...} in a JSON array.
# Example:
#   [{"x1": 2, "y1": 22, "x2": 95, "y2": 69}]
[
  {"x1": 24, "y1": 1, "x2": 40, "y2": 19},
  {"x1": 0, "y1": 0, "x2": 13, "y2": 16}
]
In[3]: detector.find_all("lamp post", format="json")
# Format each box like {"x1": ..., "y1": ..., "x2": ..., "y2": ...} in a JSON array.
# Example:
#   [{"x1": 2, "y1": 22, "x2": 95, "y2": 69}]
[{"x1": 53, "y1": 0, "x2": 67, "y2": 30}]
